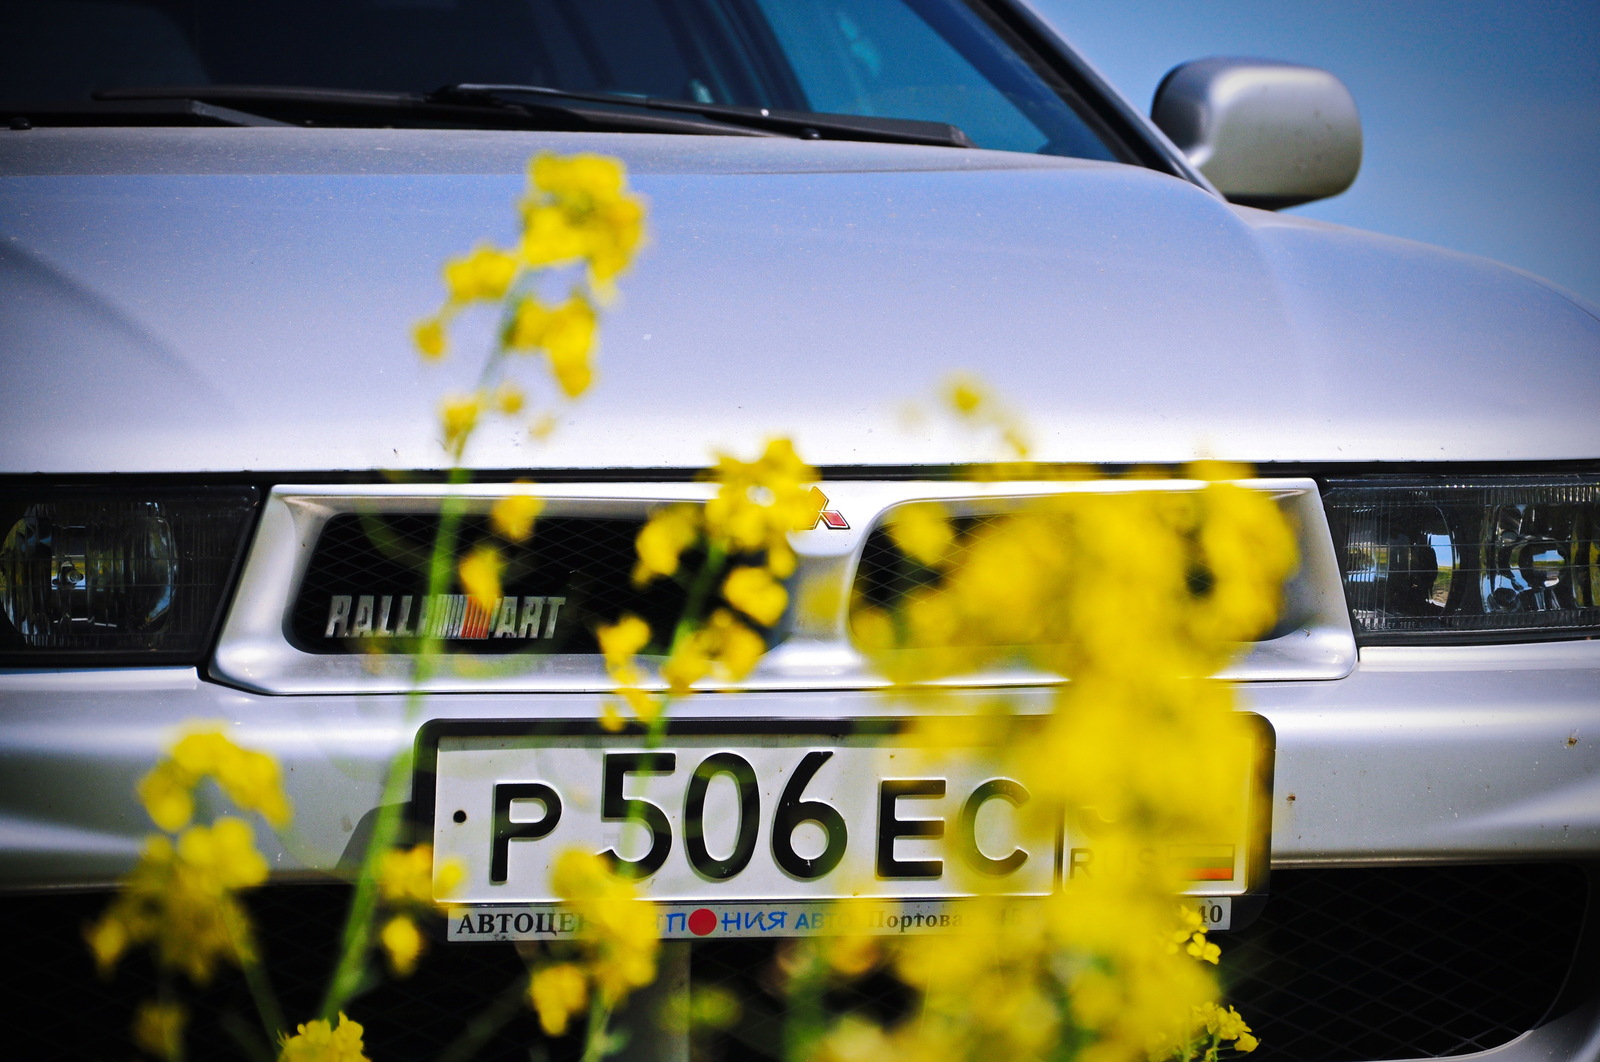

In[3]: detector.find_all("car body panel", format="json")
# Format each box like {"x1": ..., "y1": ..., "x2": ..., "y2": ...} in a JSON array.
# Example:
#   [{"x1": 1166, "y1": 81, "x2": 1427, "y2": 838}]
[
  {"x1": 2, "y1": 648, "x2": 1598, "y2": 893},
  {"x1": 2, "y1": 127, "x2": 1596, "y2": 475}
]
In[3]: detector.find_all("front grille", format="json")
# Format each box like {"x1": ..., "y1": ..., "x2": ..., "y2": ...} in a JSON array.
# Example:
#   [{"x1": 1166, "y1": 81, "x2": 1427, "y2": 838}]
[
  {"x1": 290, "y1": 512, "x2": 695, "y2": 655},
  {"x1": 691, "y1": 864, "x2": 1592, "y2": 1062},
  {"x1": 7, "y1": 882, "x2": 571, "y2": 1062},
  {"x1": 1220, "y1": 863, "x2": 1590, "y2": 1060},
  {"x1": 8, "y1": 864, "x2": 1588, "y2": 1061},
  {"x1": 849, "y1": 509, "x2": 1299, "y2": 650}
]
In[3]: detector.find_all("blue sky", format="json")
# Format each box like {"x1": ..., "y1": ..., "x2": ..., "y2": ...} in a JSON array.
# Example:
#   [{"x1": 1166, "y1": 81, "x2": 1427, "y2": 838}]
[{"x1": 1031, "y1": 0, "x2": 1600, "y2": 305}]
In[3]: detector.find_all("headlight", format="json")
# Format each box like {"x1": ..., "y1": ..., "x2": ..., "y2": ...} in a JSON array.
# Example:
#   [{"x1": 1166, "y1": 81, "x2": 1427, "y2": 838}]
[
  {"x1": 1323, "y1": 477, "x2": 1599, "y2": 642},
  {"x1": 0, "y1": 487, "x2": 258, "y2": 663}
]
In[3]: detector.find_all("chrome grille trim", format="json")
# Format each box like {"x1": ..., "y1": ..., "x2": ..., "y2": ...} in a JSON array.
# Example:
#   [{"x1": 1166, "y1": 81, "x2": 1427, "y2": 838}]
[{"x1": 211, "y1": 479, "x2": 1355, "y2": 694}]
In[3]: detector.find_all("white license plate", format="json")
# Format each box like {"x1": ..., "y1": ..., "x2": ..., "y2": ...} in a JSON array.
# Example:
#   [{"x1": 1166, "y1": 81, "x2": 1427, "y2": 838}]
[{"x1": 421, "y1": 719, "x2": 1271, "y2": 912}]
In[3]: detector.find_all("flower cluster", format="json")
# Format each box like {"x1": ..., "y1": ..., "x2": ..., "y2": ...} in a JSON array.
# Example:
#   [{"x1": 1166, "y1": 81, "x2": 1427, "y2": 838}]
[
  {"x1": 413, "y1": 152, "x2": 646, "y2": 457},
  {"x1": 89, "y1": 727, "x2": 290, "y2": 993},
  {"x1": 87, "y1": 817, "x2": 269, "y2": 984},
  {"x1": 601, "y1": 438, "x2": 821, "y2": 713},
  {"x1": 796, "y1": 384, "x2": 1294, "y2": 1062},
  {"x1": 525, "y1": 850, "x2": 660, "y2": 1038},
  {"x1": 137, "y1": 727, "x2": 291, "y2": 833},
  {"x1": 278, "y1": 1014, "x2": 370, "y2": 1062},
  {"x1": 374, "y1": 844, "x2": 464, "y2": 977}
]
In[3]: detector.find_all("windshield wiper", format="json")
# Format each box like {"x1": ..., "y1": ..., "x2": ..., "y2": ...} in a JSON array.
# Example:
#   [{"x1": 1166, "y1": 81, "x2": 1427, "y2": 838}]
[
  {"x1": 93, "y1": 84, "x2": 779, "y2": 136},
  {"x1": 91, "y1": 83, "x2": 973, "y2": 146},
  {"x1": 433, "y1": 84, "x2": 974, "y2": 148}
]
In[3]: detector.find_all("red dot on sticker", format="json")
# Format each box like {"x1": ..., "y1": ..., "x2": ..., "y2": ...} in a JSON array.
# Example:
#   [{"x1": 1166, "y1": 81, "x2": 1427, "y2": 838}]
[{"x1": 688, "y1": 908, "x2": 716, "y2": 936}]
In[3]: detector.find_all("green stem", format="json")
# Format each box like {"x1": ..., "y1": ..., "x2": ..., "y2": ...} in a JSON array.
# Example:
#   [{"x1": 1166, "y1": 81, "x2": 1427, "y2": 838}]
[
  {"x1": 230, "y1": 911, "x2": 287, "y2": 1043},
  {"x1": 579, "y1": 988, "x2": 615, "y2": 1062},
  {"x1": 219, "y1": 1009, "x2": 276, "y2": 1062},
  {"x1": 320, "y1": 469, "x2": 471, "y2": 1020}
]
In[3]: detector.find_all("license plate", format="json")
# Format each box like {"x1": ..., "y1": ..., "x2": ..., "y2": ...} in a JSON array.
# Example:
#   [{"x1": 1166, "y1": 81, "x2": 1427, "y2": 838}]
[{"x1": 418, "y1": 718, "x2": 1271, "y2": 922}]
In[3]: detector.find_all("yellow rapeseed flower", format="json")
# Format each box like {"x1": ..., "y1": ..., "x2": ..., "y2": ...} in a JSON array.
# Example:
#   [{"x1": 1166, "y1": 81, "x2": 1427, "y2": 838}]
[
  {"x1": 549, "y1": 849, "x2": 659, "y2": 1006},
  {"x1": 458, "y1": 545, "x2": 502, "y2": 610},
  {"x1": 886, "y1": 502, "x2": 955, "y2": 568},
  {"x1": 87, "y1": 822, "x2": 265, "y2": 985},
  {"x1": 702, "y1": 438, "x2": 817, "y2": 577},
  {"x1": 722, "y1": 565, "x2": 788, "y2": 626},
  {"x1": 178, "y1": 816, "x2": 269, "y2": 889},
  {"x1": 139, "y1": 726, "x2": 292, "y2": 830},
  {"x1": 412, "y1": 315, "x2": 447, "y2": 360},
  {"x1": 440, "y1": 392, "x2": 482, "y2": 453},
  {"x1": 491, "y1": 488, "x2": 544, "y2": 542},
  {"x1": 633, "y1": 504, "x2": 700, "y2": 585},
  {"x1": 946, "y1": 375, "x2": 986, "y2": 415},
  {"x1": 597, "y1": 614, "x2": 651, "y2": 666},
  {"x1": 443, "y1": 244, "x2": 520, "y2": 303},
  {"x1": 380, "y1": 914, "x2": 424, "y2": 977},
  {"x1": 493, "y1": 380, "x2": 525, "y2": 415},
  {"x1": 529, "y1": 962, "x2": 589, "y2": 1036},
  {"x1": 278, "y1": 1013, "x2": 369, "y2": 1062},
  {"x1": 138, "y1": 761, "x2": 194, "y2": 833},
  {"x1": 523, "y1": 153, "x2": 647, "y2": 288},
  {"x1": 377, "y1": 844, "x2": 436, "y2": 908}
]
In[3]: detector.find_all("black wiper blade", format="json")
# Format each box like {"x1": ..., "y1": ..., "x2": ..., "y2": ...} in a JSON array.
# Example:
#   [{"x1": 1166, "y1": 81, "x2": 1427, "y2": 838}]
[
  {"x1": 435, "y1": 84, "x2": 974, "y2": 148},
  {"x1": 94, "y1": 84, "x2": 775, "y2": 136}
]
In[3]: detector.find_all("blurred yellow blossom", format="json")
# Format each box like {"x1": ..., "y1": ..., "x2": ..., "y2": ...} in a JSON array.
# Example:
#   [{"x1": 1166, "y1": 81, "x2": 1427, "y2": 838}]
[
  {"x1": 278, "y1": 1013, "x2": 369, "y2": 1062},
  {"x1": 633, "y1": 504, "x2": 700, "y2": 584},
  {"x1": 412, "y1": 315, "x2": 447, "y2": 360},
  {"x1": 723, "y1": 565, "x2": 788, "y2": 626},
  {"x1": 440, "y1": 392, "x2": 481, "y2": 454},
  {"x1": 493, "y1": 381, "x2": 525, "y2": 415},
  {"x1": 530, "y1": 962, "x2": 589, "y2": 1036},
  {"x1": 379, "y1": 914, "x2": 424, "y2": 977},
  {"x1": 549, "y1": 849, "x2": 658, "y2": 1006},
  {"x1": 703, "y1": 438, "x2": 818, "y2": 577},
  {"x1": 886, "y1": 502, "x2": 955, "y2": 568},
  {"x1": 491, "y1": 488, "x2": 544, "y2": 542},
  {"x1": 598, "y1": 614, "x2": 651, "y2": 666},
  {"x1": 443, "y1": 244, "x2": 519, "y2": 304},
  {"x1": 597, "y1": 615, "x2": 662, "y2": 723},
  {"x1": 458, "y1": 545, "x2": 502, "y2": 610},
  {"x1": 521, "y1": 153, "x2": 647, "y2": 288},
  {"x1": 377, "y1": 844, "x2": 462, "y2": 908},
  {"x1": 507, "y1": 294, "x2": 597, "y2": 398},
  {"x1": 138, "y1": 726, "x2": 291, "y2": 831},
  {"x1": 86, "y1": 818, "x2": 265, "y2": 984}
]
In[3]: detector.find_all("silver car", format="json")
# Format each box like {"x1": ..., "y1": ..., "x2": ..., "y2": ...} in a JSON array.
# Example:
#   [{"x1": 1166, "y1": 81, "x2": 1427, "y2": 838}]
[{"x1": 2, "y1": 0, "x2": 1597, "y2": 1059}]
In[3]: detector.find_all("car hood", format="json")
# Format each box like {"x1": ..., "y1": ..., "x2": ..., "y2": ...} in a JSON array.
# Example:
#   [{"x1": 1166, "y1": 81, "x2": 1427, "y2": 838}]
[{"x1": 2, "y1": 127, "x2": 1596, "y2": 474}]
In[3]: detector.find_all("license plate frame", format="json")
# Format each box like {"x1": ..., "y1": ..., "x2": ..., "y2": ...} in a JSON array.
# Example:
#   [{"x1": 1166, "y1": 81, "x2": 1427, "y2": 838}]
[{"x1": 414, "y1": 716, "x2": 1273, "y2": 934}]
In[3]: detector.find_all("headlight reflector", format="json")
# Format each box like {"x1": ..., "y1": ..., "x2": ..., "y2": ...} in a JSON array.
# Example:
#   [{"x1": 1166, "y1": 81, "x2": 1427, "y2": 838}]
[
  {"x1": 0, "y1": 488, "x2": 258, "y2": 661},
  {"x1": 1323, "y1": 478, "x2": 1599, "y2": 641}
]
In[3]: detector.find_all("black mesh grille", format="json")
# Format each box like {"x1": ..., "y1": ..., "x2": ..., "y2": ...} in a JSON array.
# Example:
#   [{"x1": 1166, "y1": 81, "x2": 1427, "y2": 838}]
[
  {"x1": 5, "y1": 882, "x2": 573, "y2": 1062},
  {"x1": 290, "y1": 512, "x2": 697, "y2": 655},
  {"x1": 7, "y1": 865, "x2": 1589, "y2": 1061},
  {"x1": 1219, "y1": 863, "x2": 1590, "y2": 1060},
  {"x1": 849, "y1": 511, "x2": 1298, "y2": 649},
  {"x1": 689, "y1": 864, "x2": 1592, "y2": 1062},
  {"x1": 851, "y1": 514, "x2": 1072, "y2": 648}
]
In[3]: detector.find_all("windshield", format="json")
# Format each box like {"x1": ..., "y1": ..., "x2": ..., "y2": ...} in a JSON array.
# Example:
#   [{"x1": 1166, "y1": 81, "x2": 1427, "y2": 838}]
[{"x1": 0, "y1": 0, "x2": 1117, "y2": 159}]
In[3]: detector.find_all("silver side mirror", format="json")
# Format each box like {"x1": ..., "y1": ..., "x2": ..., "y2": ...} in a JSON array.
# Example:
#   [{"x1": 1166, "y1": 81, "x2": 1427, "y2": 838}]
[{"x1": 1152, "y1": 58, "x2": 1362, "y2": 209}]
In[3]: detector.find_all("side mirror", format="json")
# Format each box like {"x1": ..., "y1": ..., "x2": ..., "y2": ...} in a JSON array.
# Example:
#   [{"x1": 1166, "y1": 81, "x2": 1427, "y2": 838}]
[{"x1": 1152, "y1": 58, "x2": 1361, "y2": 209}]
